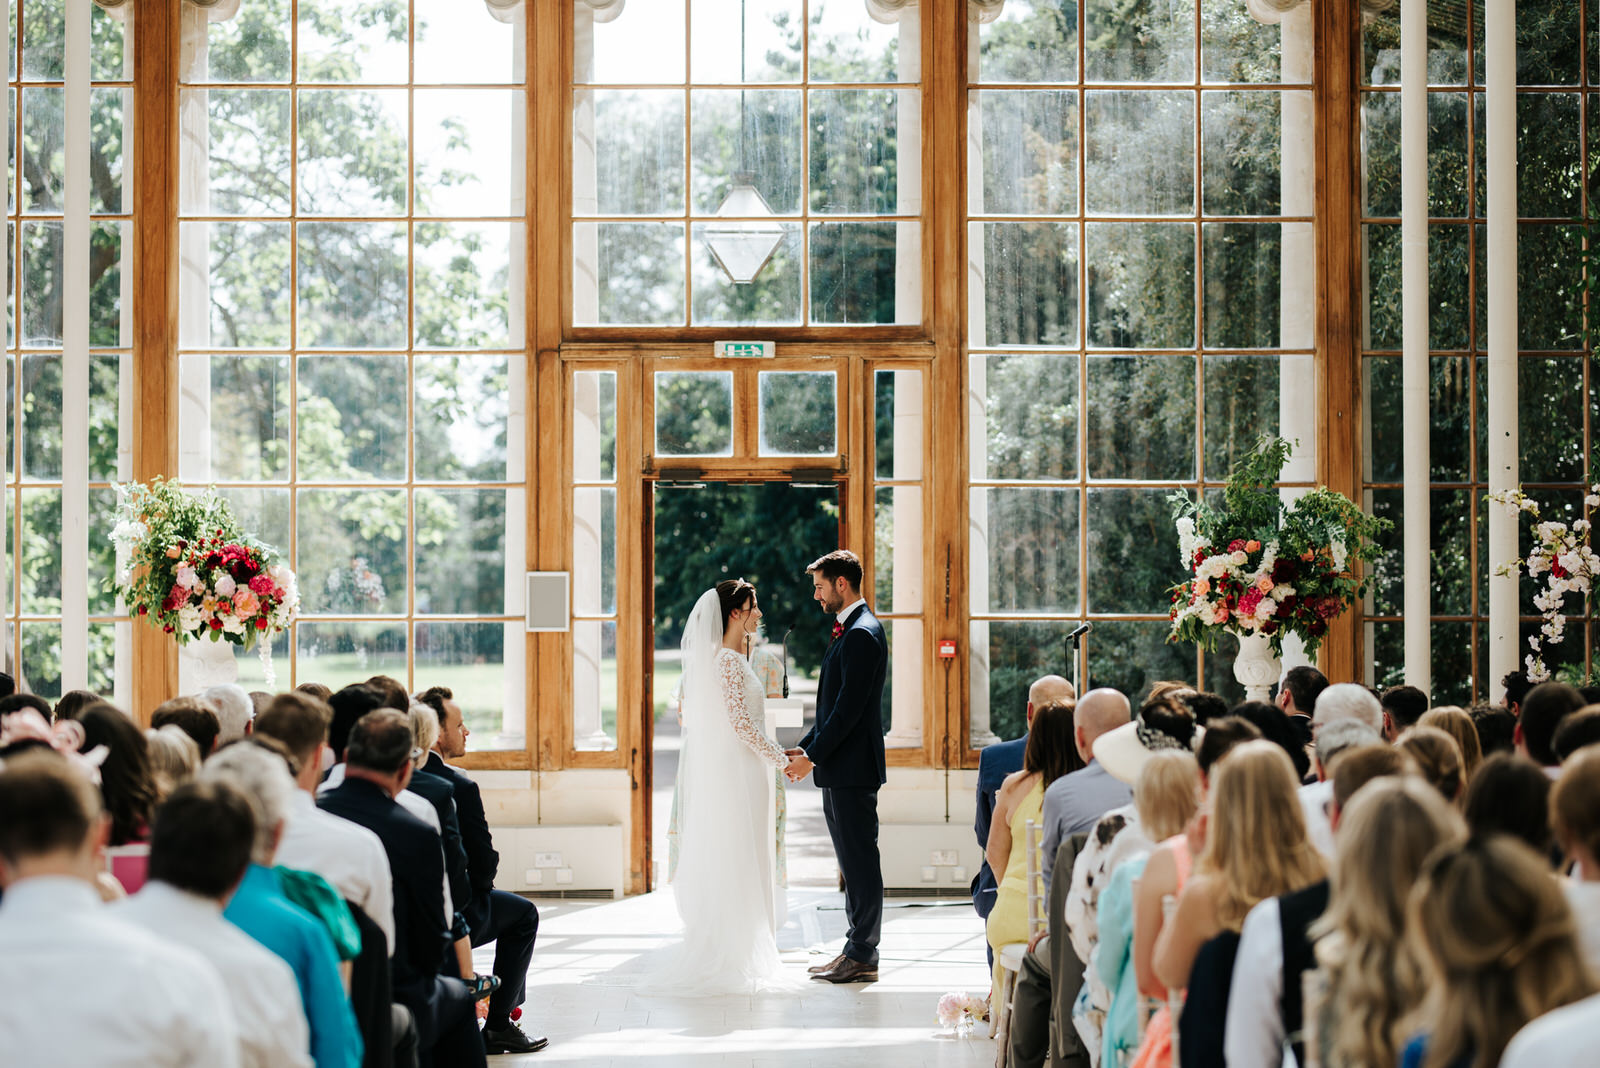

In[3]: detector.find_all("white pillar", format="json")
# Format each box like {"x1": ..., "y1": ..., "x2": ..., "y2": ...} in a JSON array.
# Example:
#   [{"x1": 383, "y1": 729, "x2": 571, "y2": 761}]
[
  {"x1": 177, "y1": 4, "x2": 219, "y2": 483},
  {"x1": 965, "y1": 20, "x2": 997, "y2": 747},
  {"x1": 1485, "y1": 0, "x2": 1518, "y2": 697},
  {"x1": 1400, "y1": 0, "x2": 1431, "y2": 692},
  {"x1": 572, "y1": 373, "x2": 615, "y2": 750},
  {"x1": 501, "y1": 3, "x2": 529, "y2": 748},
  {"x1": 883, "y1": 371, "x2": 925, "y2": 748},
  {"x1": 61, "y1": 0, "x2": 91, "y2": 691},
  {"x1": 572, "y1": 5, "x2": 602, "y2": 324},
  {"x1": 894, "y1": 9, "x2": 921, "y2": 324}
]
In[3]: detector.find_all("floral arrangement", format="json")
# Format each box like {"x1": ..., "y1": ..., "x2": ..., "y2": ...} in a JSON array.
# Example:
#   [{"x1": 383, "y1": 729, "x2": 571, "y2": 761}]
[
  {"x1": 936, "y1": 991, "x2": 988, "y2": 1036},
  {"x1": 1487, "y1": 482, "x2": 1600, "y2": 683},
  {"x1": 324, "y1": 556, "x2": 387, "y2": 613},
  {"x1": 1168, "y1": 437, "x2": 1391, "y2": 657},
  {"x1": 110, "y1": 479, "x2": 299, "y2": 684}
]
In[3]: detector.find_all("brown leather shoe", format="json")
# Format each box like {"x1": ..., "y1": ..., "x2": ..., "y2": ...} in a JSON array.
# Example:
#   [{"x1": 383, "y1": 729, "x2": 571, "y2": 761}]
[
  {"x1": 812, "y1": 956, "x2": 879, "y2": 984},
  {"x1": 807, "y1": 953, "x2": 847, "y2": 975}
]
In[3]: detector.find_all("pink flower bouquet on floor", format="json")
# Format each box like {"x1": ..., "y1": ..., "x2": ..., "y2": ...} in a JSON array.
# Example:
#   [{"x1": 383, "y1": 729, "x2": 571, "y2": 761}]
[{"x1": 936, "y1": 991, "x2": 988, "y2": 1036}]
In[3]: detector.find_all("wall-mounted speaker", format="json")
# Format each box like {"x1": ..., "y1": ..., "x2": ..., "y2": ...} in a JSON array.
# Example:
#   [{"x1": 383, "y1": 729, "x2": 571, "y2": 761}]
[{"x1": 525, "y1": 572, "x2": 570, "y2": 632}]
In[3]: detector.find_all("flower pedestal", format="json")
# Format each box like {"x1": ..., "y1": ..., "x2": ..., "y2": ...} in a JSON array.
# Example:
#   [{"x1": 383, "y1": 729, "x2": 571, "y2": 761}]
[
  {"x1": 179, "y1": 636, "x2": 239, "y2": 694},
  {"x1": 1231, "y1": 631, "x2": 1280, "y2": 703}
]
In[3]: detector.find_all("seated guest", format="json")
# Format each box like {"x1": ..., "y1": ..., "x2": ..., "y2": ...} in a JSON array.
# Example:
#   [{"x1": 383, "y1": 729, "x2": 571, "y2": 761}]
[
  {"x1": 1153, "y1": 740, "x2": 1325, "y2": 1068},
  {"x1": 1396, "y1": 726, "x2": 1465, "y2": 805},
  {"x1": 1277, "y1": 665, "x2": 1330, "y2": 749},
  {"x1": 0, "y1": 670, "x2": 13, "y2": 697},
  {"x1": 0, "y1": 693, "x2": 53, "y2": 725},
  {"x1": 1467, "y1": 702, "x2": 1516, "y2": 757},
  {"x1": 151, "y1": 696, "x2": 222, "y2": 758},
  {"x1": 1298, "y1": 686, "x2": 1386, "y2": 858},
  {"x1": 203, "y1": 684, "x2": 256, "y2": 746},
  {"x1": 118, "y1": 781, "x2": 313, "y2": 1068},
  {"x1": 250, "y1": 690, "x2": 274, "y2": 719},
  {"x1": 1517, "y1": 682, "x2": 1587, "y2": 776},
  {"x1": 418, "y1": 686, "x2": 544, "y2": 1054},
  {"x1": 145, "y1": 724, "x2": 202, "y2": 801},
  {"x1": 52, "y1": 688, "x2": 102, "y2": 722},
  {"x1": 1380, "y1": 685, "x2": 1429, "y2": 734},
  {"x1": 1501, "y1": 990, "x2": 1600, "y2": 1067},
  {"x1": 299, "y1": 681, "x2": 334, "y2": 702},
  {"x1": 365, "y1": 675, "x2": 413, "y2": 712},
  {"x1": 1418, "y1": 706, "x2": 1483, "y2": 782},
  {"x1": 1233, "y1": 699, "x2": 1313, "y2": 780},
  {"x1": 974, "y1": 675, "x2": 1074, "y2": 934},
  {"x1": 253, "y1": 691, "x2": 395, "y2": 956},
  {"x1": 319, "y1": 711, "x2": 494, "y2": 1066},
  {"x1": 1462, "y1": 753, "x2": 1553, "y2": 857},
  {"x1": 79, "y1": 702, "x2": 159, "y2": 847},
  {"x1": 1401, "y1": 835, "x2": 1594, "y2": 1068},
  {"x1": 1553, "y1": 707, "x2": 1600, "y2": 763},
  {"x1": 1551, "y1": 746, "x2": 1600, "y2": 975},
  {"x1": 1181, "y1": 691, "x2": 1228, "y2": 727},
  {"x1": 202, "y1": 744, "x2": 363, "y2": 1068},
  {"x1": 1041, "y1": 688, "x2": 1133, "y2": 897},
  {"x1": 0, "y1": 751, "x2": 241, "y2": 1065}
]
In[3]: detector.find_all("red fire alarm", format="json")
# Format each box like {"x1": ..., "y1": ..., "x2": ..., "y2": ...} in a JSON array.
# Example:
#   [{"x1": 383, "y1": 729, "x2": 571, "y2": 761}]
[{"x1": 938, "y1": 639, "x2": 958, "y2": 659}]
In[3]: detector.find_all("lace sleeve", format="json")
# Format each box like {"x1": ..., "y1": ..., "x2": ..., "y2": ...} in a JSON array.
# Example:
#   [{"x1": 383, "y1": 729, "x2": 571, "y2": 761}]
[{"x1": 718, "y1": 651, "x2": 788, "y2": 767}]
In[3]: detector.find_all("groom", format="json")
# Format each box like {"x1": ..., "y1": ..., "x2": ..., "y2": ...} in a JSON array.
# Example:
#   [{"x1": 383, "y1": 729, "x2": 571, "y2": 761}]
[{"x1": 786, "y1": 549, "x2": 888, "y2": 984}]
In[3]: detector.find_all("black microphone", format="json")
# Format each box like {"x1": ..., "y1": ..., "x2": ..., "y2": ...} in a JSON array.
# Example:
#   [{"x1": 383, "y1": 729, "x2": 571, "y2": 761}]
[
  {"x1": 779, "y1": 626, "x2": 793, "y2": 698},
  {"x1": 1067, "y1": 622, "x2": 1092, "y2": 644}
]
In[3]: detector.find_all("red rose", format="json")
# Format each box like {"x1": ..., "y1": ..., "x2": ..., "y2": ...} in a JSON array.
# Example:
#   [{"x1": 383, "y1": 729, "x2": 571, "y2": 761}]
[
  {"x1": 210, "y1": 619, "x2": 223, "y2": 630},
  {"x1": 256, "y1": 617, "x2": 269, "y2": 629},
  {"x1": 163, "y1": 624, "x2": 174, "y2": 633},
  {"x1": 1228, "y1": 539, "x2": 1245, "y2": 552},
  {"x1": 137, "y1": 605, "x2": 147, "y2": 616},
  {"x1": 1552, "y1": 560, "x2": 1569, "y2": 579},
  {"x1": 249, "y1": 574, "x2": 275, "y2": 596}
]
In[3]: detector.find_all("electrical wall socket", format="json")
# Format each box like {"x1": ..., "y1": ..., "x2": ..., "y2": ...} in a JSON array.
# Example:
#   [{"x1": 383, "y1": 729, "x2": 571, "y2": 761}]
[
  {"x1": 524, "y1": 869, "x2": 543, "y2": 885},
  {"x1": 920, "y1": 866, "x2": 937, "y2": 883},
  {"x1": 950, "y1": 866, "x2": 968, "y2": 883},
  {"x1": 534, "y1": 852, "x2": 562, "y2": 868},
  {"x1": 555, "y1": 868, "x2": 574, "y2": 885},
  {"x1": 930, "y1": 850, "x2": 958, "y2": 866}
]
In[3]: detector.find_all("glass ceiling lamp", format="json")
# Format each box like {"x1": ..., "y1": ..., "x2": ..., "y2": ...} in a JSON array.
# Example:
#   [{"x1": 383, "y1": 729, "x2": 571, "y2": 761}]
[{"x1": 704, "y1": 175, "x2": 785, "y2": 285}]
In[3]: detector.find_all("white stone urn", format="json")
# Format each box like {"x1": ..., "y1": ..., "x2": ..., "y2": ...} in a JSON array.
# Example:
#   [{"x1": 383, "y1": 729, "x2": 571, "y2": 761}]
[
  {"x1": 178, "y1": 636, "x2": 238, "y2": 694},
  {"x1": 1231, "y1": 631, "x2": 1281, "y2": 703}
]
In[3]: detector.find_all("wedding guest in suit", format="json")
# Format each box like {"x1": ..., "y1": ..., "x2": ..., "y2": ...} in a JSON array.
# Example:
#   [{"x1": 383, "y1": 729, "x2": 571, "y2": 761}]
[
  {"x1": 417, "y1": 685, "x2": 541, "y2": 1048},
  {"x1": 0, "y1": 750, "x2": 241, "y2": 1066},
  {"x1": 787, "y1": 549, "x2": 889, "y2": 984},
  {"x1": 151, "y1": 696, "x2": 222, "y2": 758},
  {"x1": 119, "y1": 780, "x2": 313, "y2": 1068}
]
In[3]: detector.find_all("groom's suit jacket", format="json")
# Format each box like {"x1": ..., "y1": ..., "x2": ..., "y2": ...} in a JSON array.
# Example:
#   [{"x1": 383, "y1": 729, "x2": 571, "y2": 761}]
[{"x1": 800, "y1": 603, "x2": 888, "y2": 790}]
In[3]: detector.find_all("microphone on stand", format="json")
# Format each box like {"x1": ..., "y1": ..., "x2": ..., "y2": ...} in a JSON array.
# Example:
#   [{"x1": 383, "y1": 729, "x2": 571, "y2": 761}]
[
  {"x1": 1067, "y1": 622, "x2": 1092, "y2": 699},
  {"x1": 779, "y1": 626, "x2": 793, "y2": 698}
]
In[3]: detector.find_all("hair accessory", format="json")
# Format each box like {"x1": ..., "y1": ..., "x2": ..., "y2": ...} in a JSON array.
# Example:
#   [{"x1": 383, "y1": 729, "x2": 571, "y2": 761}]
[{"x1": 1135, "y1": 713, "x2": 1189, "y2": 753}]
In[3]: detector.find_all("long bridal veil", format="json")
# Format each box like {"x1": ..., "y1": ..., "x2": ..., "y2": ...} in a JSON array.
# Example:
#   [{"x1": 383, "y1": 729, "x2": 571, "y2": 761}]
[{"x1": 637, "y1": 587, "x2": 792, "y2": 995}]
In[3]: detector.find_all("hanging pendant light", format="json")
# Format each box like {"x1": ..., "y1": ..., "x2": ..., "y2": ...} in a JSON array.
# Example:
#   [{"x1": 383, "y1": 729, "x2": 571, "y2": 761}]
[{"x1": 704, "y1": 175, "x2": 785, "y2": 285}]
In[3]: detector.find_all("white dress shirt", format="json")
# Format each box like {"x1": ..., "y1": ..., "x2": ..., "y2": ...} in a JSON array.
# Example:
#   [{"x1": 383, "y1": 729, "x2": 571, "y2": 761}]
[
  {"x1": 117, "y1": 881, "x2": 312, "y2": 1068},
  {"x1": 1563, "y1": 880, "x2": 1600, "y2": 976},
  {"x1": 319, "y1": 763, "x2": 453, "y2": 923},
  {"x1": 276, "y1": 788, "x2": 396, "y2": 955},
  {"x1": 1297, "y1": 779, "x2": 1335, "y2": 860},
  {"x1": 0, "y1": 875, "x2": 241, "y2": 1068},
  {"x1": 1225, "y1": 897, "x2": 1296, "y2": 1068},
  {"x1": 1500, "y1": 990, "x2": 1600, "y2": 1067},
  {"x1": 837, "y1": 597, "x2": 867, "y2": 625}
]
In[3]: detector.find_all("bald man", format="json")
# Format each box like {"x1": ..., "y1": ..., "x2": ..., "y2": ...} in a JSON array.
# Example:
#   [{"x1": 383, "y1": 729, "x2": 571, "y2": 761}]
[
  {"x1": 1039, "y1": 688, "x2": 1132, "y2": 894},
  {"x1": 972, "y1": 675, "x2": 1075, "y2": 937}
]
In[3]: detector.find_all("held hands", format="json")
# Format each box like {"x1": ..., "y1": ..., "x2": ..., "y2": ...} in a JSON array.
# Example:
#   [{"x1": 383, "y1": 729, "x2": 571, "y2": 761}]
[{"x1": 784, "y1": 748, "x2": 813, "y2": 783}]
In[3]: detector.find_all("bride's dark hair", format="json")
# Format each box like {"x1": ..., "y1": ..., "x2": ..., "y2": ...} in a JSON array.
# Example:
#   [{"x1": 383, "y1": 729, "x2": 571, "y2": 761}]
[{"x1": 716, "y1": 579, "x2": 756, "y2": 631}]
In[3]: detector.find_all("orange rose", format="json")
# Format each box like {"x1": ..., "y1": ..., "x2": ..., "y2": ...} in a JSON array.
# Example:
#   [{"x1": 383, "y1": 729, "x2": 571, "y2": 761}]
[
  {"x1": 1193, "y1": 579, "x2": 1211, "y2": 596},
  {"x1": 1245, "y1": 540, "x2": 1260, "y2": 553},
  {"x1": 1255, "y1": 576, "x2": 1273, "y2": 592}
]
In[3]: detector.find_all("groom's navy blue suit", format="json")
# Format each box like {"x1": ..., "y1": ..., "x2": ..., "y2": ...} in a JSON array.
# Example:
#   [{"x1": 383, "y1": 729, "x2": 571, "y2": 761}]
[{"x1": 799, "y1": 602, "x2": 888, "y2": 966}]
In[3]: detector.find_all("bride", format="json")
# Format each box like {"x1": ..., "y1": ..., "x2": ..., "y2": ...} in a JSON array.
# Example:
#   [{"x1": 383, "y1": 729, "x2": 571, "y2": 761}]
[{"x1": 647, "y1": 579, "x2": 794, "y2": 995}]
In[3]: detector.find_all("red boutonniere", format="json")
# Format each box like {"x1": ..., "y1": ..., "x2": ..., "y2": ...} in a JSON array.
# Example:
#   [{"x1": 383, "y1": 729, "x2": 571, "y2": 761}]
[{"x1": 831, "y1": 621, "x2": 844, "y2": 641}]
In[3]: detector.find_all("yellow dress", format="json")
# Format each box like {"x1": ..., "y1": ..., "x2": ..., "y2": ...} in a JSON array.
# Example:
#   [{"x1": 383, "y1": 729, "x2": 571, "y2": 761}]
[{"x1": 985, "y1": 776, "x2": 1044, "y2": 992}]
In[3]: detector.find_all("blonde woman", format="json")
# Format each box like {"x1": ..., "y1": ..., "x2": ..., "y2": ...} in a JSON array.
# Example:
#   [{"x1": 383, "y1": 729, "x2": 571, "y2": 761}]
[
  {"x1": 1418, "y1": 706, "x2": 1483, "y2": 782},
  {"x1": 1309, "y1": 776, "x2": 1466, "y2": 1068},
  {"x1": 1401, "y1": 835, "x2": 1595, "y2": 1068},
  {"x1": 1397, "y1": 725, "x2": 1465, "y2": 804},
  {"x1": 144, "y1": 724, "x2": 201, "y2": 802},
  {"x1": 1549, "y1": 747, "x2": 1600, "y2": 975},
  {"x1": 1152, "y1": 740, "x2": 1325, "y2": 1066}
]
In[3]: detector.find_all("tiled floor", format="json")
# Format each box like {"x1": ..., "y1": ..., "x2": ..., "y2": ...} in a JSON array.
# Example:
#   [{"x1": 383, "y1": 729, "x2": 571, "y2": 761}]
[{"x1": 480, "y1": 888, "x2": 999, "y2": 1067}]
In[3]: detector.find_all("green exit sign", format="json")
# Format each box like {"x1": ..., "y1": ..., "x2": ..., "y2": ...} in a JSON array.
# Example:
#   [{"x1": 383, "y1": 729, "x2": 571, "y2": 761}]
[{"x1": 714, "y1": 340, "x2": 775, "y2": 359}]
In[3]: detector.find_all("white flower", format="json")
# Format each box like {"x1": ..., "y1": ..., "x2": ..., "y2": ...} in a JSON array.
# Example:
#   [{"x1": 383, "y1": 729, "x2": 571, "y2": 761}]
[
  {"x1": 1175, "y1": 517, "x2": 1197, "y2": 568},
  {"x1": 110, "y1": 519, "x2": 146, "y2": 545},
  {"x1": 177, "y1": 605, "x2": 204, "y2": 634},
  {"x1": 1255, "y1": 598, "x2": 1278, "y2": 620},
  {"x1": 214, "y1": 574, "x2": 237, "y2": 598},
  {"x1": 1230, "y1": 551, "x2": 1247, "y2": 566},
  {"x1": 221, "y1": 614, "x2": 245, "y2": 636},
  {"x1": 175, "y1": 565, "x2": 200, "y2": 590}
]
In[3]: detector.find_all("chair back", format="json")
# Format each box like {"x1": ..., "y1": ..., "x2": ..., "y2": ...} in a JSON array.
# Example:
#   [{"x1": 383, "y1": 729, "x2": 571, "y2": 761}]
[
  {"x1": 105, "y1": 843, "x2": 151, "y2": 895},
  {"x1": 1024, "y1": 819, "x2": 1046, "y2": 936},
  {"x1": 1163, "y1": 892, "x2": 1182, "y2": 1066}
]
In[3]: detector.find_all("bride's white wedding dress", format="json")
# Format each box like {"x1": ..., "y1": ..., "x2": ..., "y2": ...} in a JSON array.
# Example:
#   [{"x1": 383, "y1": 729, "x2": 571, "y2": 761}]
[{"x1": 638, "y1": 588, "x2": 795, "y2": 996}]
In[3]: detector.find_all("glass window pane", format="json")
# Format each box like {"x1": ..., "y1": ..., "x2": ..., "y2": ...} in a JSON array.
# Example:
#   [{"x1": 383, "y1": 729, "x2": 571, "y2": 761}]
[
  {"x1": 969, "y1": 353, "x2": 1078, "y2": 481},
  {"x1": 296, "y1": 222, "x2": 408, "y2": 348},
  {"x1": 193, "y1": 0, "x2": 292, "y2": 83},
  {"x1": 1086, "y1": 355, "x2": 1196, "y2": 480},
  {"x1": 1201, "y1": 0, "x2": 1282, "y2": 84},
  {"x1": 296, "y1": 622, "x2": 407, "y2": 690},
  {"x1": 1520, "y1": 224, "x2": 1581, "y2": 350},
  {"x1": 690, "y1": 223, "x2": 802, "y2": 325},
  {"x1": 21, "y1": 220, "x2": 61, "y2": 345},
  {"x1": 973, "y1": 89, "x2": 1077, "y2": 217},
  {"x1": 89, "y1": 87, "x2": 127, "y2": 215},
  {"x1": 1504, "y1": 0, "x2": 1580, "y2": 86},
  {"x1": 20, "y1": 487, "x2": 61, "y2": 613},
  {"x1": 415, "y1": 621, "x2": 512, "y2": 743},
  {"x1": 181, "y1": 221, "x2": 293, "y2": 349},
  {"x1": 180, "y1": 90, "x2": 293, "y2": 217},
  {"x1": 413, "y1": 222, "x2": 516, "y2": 349},
  {"x1": 573, "y1": 619, "x2": 618, "y2": 750},
  {"x1": 809, "y1": 0, "x2": 906, "y2": 83},
  {"x1": 758, "y1": 371, "x2": 836, "y2": 456},
  {"x1": 1203, "y1": 223, "x2": 1313, "y2": 350},
  {"x1": 809, "y1": 221, "x2": 918, "y2": 325},
  {"x1": 297, "y1": 90, "x2": 408, "y2": 216},
  {"x1": 1424, "y1": 92, "x2": 1469, "y2": 218},
  {"x1": 415, "y1": 489, "x2": 508, "y2": 615},
  {"x1": 1431, "y1": 489, "x2": 1472, "y2": 617},
  {"x1": 296, "y1": 489, "x2": 407, "y2": 615},
  {"x1": 217, "y1": 488, "x2": 292, "y2": 557},
  {"x1": 1201, "y1": 91, "x2": 1289, "y2": 217},
  {"x1": 578, "y1": 0, "x2": 686, "y2": 85},
  {"x1": 414, "y1": 90, "x2": 519, "y2": 218},
  {"x1": 874, "y1": 368, "x2": 924, "y2": 481},
  {"x1": 86, "y1": 622, "x2": 119, "y2": 702},
  {"x1": 21, "y1": 0, "x2": 64, "y2": 80},
  {"x1": 881, "y1": 617, "x2": 922, "y2": 742},
  {"x1": 20, "y1": 353, "x2": 60, "y2": 480},
  {"x1": 1361, "y1": 92, "x2": 1399, "y2": 217},
  {"x1": 1086, "y1": 619, "x2": 1196, "y2": 699},
  {"x1": 89, "y1": 221, "x2": 128, "y2": 349},
  {"x1": 971, "y1": 487, "x2": 1079, "y2": 613},
  {"x1": 573, "y1": 487, "x2": 617, "y2": 616},
  {"x1": 575, "y1": 90, "x2": 686, "y2": 217},
  {"x1": 691, "y1": 89, "x2": 802, "y2": 216},
  {"x1": 415, "y1": 354, "x2": 512, "y2": 482},
  {"x1": 1521, "y1": 357, "x2": 1585, "y2": 482},
  {"x1": 572, "y1": 370, "x2": 617, "y2": 483},
  {"x1": 88, "y1": 354, "x2": 124, "y2": 483},
  {"x1": 809, "y1": 89, "x2": 915, "y2": 215},
  {"x1": 1204, "y1": 353, "x2": 1314, "y2": 481},
  {"x1": 970, "y1": 619, "x2": 1077, "y2": 745},
  {"x1": 655, "y1": 370, "x2": 733, "y2": 457},
  {"x1": 1086, "y1": 222, "x2": 1195, "y2": 349},
  {"x1": 976, "y1": 0, "x2": 1078, "y2": 84},
  {"x1": 970, "y1": 222, "x2": 1078, "y2": 348},
  {"x1": 1087, "y1": 489, "x2": 1183, "y2": 613},
  {"x1": 874, "y1": 485, "x2": 922, "y2": 614},
  {"x1": 690, "y1": 0, "x2": 802, "y2": 82},
  {"x1": 1085, "y1": 91, "x2": 1194, "y2": 216},
  {"x1": 298, "y1": 355, "x2": 407, "y2": 481},
  {"x1": 21, "y1": 87, "x2": 62, "y2": 214},
  {"x1": 88, "y1": 489, "x2": 119, "y2": 616},
  {"x1": 1363, "y1": 356, "x2": 1472, "y2": 484},
  {"x1": 20, "y1": 622, "x2": 62, "y2": 703},
  {"x1": 572, "y1": 222, "x2": 686, "y2": 326},
  {"x1": 179, "y1": 356, "x2": 291, "y2": 483},
  {"x1": 1518, "y1": 93, "x2": 1580, "y2": 219},
  {"x1": 297, "y1": 0, "x2": 409, "y2": 84},
  {"x1": 414, "y1": 0, "x2": 524, "y2": 84},
  {"x1": 1085, "y1": 0, "x2": 1194, "y2": 83}
]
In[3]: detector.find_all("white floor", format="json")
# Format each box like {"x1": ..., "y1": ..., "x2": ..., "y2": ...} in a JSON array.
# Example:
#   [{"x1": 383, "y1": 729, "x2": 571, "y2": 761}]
[{"x1": 479, "y1": 888, "x2": 999, "y2": 1067}]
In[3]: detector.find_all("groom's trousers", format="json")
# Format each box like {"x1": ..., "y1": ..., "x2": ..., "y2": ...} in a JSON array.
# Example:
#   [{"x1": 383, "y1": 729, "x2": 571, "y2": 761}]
[{"x1": 821, "y1": 786, "x2": 883, "y2": 965}]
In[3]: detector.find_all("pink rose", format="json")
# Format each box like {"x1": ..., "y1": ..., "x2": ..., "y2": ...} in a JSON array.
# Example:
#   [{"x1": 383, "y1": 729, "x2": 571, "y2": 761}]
[
  {"x1": 248, "y1": 574, "x2": 275, "y2": 596},
  {"x1": 1255, "y1": 576, "x2": 1273, "y2": 592},
  {"x1": 233, "y1": 590, "x2": 261, "y2": 617}
]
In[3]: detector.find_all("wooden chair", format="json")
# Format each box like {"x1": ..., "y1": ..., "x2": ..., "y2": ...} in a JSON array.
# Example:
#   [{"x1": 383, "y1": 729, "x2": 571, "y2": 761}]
[
  {"x1": 1163, "y1": 892, "x2": 1182, "y2": 1067},
  {"x1": 993, "y1": 819, "x2": 1046, "y2": 1067}
]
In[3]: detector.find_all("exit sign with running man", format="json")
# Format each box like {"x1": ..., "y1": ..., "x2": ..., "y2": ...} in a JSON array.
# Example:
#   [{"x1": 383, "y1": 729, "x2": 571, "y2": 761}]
[{"x1": 714, "y1": 340, "x2": 775, "y2": 359}]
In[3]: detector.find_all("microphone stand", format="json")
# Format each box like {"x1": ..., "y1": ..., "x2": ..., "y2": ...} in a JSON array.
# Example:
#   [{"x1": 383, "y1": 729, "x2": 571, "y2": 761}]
[
  {"x1": 779, "y1": 626, "x2": 793, "y2": 698},
  {"x1": 1067, "y1": 622, "x2": 1092, "y2": 697}
]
